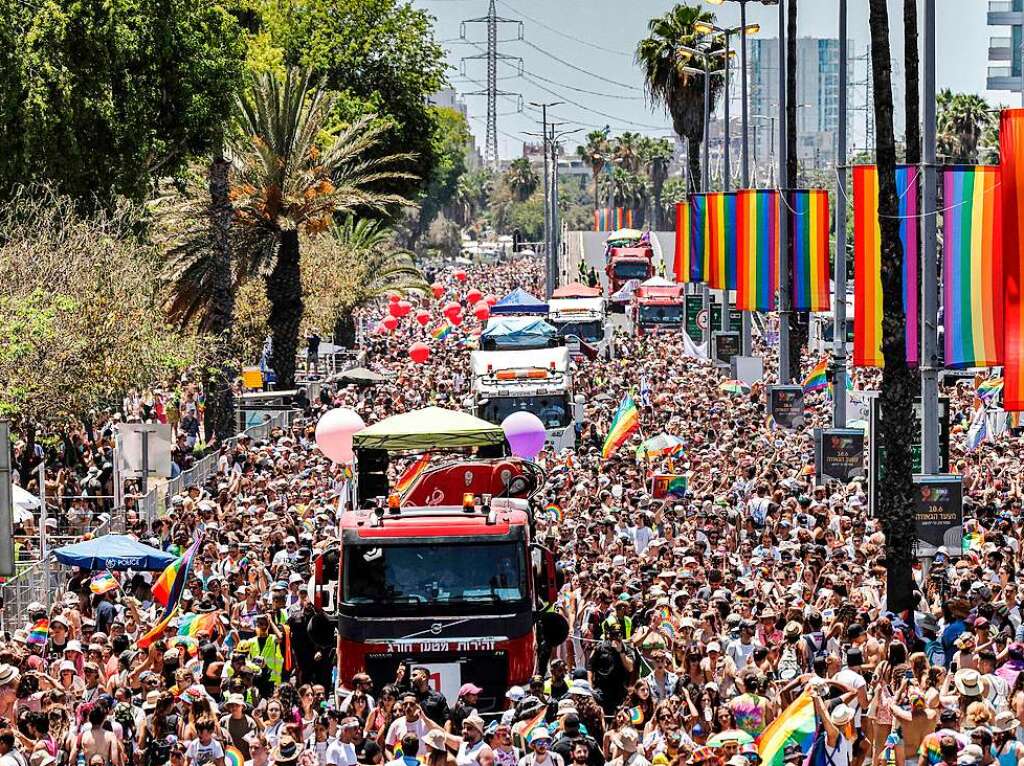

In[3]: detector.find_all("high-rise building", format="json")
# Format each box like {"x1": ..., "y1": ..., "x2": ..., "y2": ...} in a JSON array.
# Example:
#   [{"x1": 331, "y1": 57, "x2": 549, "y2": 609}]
[{"x1": 987, "y1": 1, "x2": 1024, "y2": 95}]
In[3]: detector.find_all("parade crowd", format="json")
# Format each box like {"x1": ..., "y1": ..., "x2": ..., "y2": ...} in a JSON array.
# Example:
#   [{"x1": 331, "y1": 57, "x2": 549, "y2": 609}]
[{"x1": 3, "y1": 256, "x2": 1023, "y2": 766}]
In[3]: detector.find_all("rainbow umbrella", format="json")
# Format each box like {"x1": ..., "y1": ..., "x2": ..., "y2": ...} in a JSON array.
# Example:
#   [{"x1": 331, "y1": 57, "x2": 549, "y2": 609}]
[
  {"x1": 635, "y1": 433, "x2": 685, "y2": 459},
  {"x1": 719, "y1": 380, "x2": 751, "y2": 396},
  {"x1": 708, "y1": 730, "x2": 755, "y2": 748}
]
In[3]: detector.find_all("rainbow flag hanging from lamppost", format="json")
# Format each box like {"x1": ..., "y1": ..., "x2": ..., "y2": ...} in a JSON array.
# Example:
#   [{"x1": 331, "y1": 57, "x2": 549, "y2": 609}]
[
  {"x1": 601, "y1": 394, "x2": 640, "y2": 459},
  {"x1": 706, "y1": 192, "x2": 738, "y2": 291},
  {"x1": 689, "y1": 194, "x2": 709, "y2": 283},
  {"x1": 736, "y1": 189, "x2": 780, "y2": 312},
  {"x1": 943, "y1": 166, "x2": 1004, "y2": 369},
  {"x1": 789, "y1": 189, "x2": 831, "y2": 313},
  {"x1": 852, "y1": 164, "x2": 920, "y2": 367},
  {"x1": 674, "y1": 201, "x2": 691, "y2": 284}
]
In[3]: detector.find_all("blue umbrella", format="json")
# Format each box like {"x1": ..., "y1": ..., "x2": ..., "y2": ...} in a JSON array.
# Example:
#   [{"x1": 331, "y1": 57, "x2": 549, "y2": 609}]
[{"x1": 54, "y1": 535, "x2": 176, "y2": 571}]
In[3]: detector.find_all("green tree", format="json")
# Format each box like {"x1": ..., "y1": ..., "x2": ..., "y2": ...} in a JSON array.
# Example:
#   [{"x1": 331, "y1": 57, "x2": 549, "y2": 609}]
[
  {"x1": 614, "y1": 132, "x2": 644, "y2": 174},
  {"x1": 414, "y1": 107, "x2": 473, "y2": 246},
  {"x1": 229, "y1": 67, "x2": 413, "y2": 387},
  {"x1": 636, "y1": 4, "x2": 723, "y2": 191},
  {"x1": 937, "y1": 90, "x2": 996, "y2": 164},
  {"x1": 506, "y1": 158, "x2": 540, "y2": 203},
  {"x1": 0, "y1": 0, "x2": 246, "y2": 206},
  {"x1": 869, "y1": 0, "x2": 917, "y2": 613},
  {"x1": 577, "y1": 130, "x2": 612, "y2": 212},
  {"x1": 638, "y1": 136, "x2": 674, "y2": 229}
]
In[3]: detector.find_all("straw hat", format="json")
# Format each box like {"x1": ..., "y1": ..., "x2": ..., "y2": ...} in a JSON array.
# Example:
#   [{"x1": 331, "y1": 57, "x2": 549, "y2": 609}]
[{"x1": 954, "y1": 668, "x2": 984, "y2": 698}]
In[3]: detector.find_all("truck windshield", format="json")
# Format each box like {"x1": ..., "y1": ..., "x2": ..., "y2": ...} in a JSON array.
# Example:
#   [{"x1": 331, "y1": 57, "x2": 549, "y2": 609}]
[
  {"x1": 481, "y1": 394, "x2": 571, "y2": 429},
  {"x1": 639, "y1": 305, "x2": 684, "y2": 324},
  {"x1": 552, "y1": 319, "x2": 603, "y2": 342},
  {"x1": 613, "y1": 261, "x2": 651, "y2": 279},
  {"x1": 343, "y1": 542, "x2": 527, "y2": 606}
]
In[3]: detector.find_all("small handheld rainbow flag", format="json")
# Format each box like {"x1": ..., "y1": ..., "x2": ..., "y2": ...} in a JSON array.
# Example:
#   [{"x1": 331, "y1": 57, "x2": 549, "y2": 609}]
[
  {"x1": 601, "y1": 394, "x2": 640, "y2": 459},
  {"x1": 178, "y1": 612, "x2": 220, "y2": 638},
  {"x1": 977, "y1": 377, "x2": 1004, "y2": 403},
  {"x1": 139, "y1": 534, "x2": 203, "y2": 650},
  {"x1": 628, "y1": 706, "x2": 645, "y2": 725},
  {"x1": 802, "y1": 357, "x2": 829, "y2": 394},
  {"x1": 756, "y1": 690, "x2": 817, "y2": 766},
  {"x1": 90, "y1": 571, "x2": 118, "y2": 595},
  {"x1": 152, "y1": 557, "x2": 183, "y2": 607},
  {"x1": 544, "y1": 503, "x2": 563, "y2": 523},
  {"x1": 27, "y1": 619, "x2": 48, "y2": 646},
  {"x1": 225, "y1": 746, "x2": 244, "y2": 766},
  {"x1": 430, "y1": 323, "x2": 453, "y2": 341}
]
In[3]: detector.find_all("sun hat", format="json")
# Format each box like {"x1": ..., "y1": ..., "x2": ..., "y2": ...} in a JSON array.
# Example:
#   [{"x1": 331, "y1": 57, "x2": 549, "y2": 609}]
[
  {"x1": 463, "y1": 715, "x2": 485, "y2": 732},
  {"x1": 529, "y1": 727, "x2": 552, "y2": 746},
  {"x1": 994, "y1": 710, "x2": 1018, "y2": 733},
  {"x1": 422, "y1": 729, "x2": 448, "y2": 752},
  {"x1": 142, "y1": 690, "x2": 161, "y2": 711},
  {"x1": 830, "y1": 704, "x2": 854, "y2": 727},
  {"x1": 271, "y1": 736, "x2": 303, "y2": 764},
  {"x1": 615, "y1": 729, "x2": 639, "y2": 754},
  {"x1": 226, "y1": 693, "x2": 246, "y2": 708},
  {"x1": 0, "y1": 665, "x2": 20, "y2": 686},
  {"x1": 954, "y1": 668, "x2": 984, "y2": 698}
]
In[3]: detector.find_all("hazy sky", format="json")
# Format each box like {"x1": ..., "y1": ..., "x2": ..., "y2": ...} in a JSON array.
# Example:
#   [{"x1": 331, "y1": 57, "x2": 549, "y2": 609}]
[{"x1": 411, "y1": 0, "x2": 1003, "y2": 159}]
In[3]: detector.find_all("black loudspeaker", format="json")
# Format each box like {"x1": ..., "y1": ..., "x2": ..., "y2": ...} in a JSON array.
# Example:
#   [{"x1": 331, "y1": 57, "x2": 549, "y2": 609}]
[{"x1": 356, "y1": 449, "x2": 390, "y2": 507}]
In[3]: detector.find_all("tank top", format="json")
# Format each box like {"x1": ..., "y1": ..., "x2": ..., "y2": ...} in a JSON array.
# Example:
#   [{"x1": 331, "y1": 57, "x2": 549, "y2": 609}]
[{"x1": 456, "y1": 739, "x2": 485, "y2": 766}]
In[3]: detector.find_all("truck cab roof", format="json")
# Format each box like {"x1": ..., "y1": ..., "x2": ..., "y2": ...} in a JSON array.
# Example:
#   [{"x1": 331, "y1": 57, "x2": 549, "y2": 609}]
[{"x1": 340, "y1": 501, "x2": 531, "y2": 539}]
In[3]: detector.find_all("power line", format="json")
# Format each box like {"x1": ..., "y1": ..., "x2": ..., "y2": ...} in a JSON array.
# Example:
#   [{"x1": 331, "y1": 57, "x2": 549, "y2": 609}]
[
  {"x1": 518, "y1": 72, "x2": 669, "y2": 130},
  {"x1": 517, "y1": 68, "x2": 644, "y2": 100},
  {"x1": 520, "y1": 40, "x2": 636, "y2": 90},
  {"x1": 494, "y1": 0, "x2": 633, "y2": 58}
]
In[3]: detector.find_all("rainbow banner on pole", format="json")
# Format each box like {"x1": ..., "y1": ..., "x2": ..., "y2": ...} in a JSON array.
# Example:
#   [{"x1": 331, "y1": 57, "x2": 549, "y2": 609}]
[
  {"x1": 756, "y1": 691, "x2": 818, "y2": 766},
  {"x1": 601, "y1": 394, "x2": 640, "y2": 459},
  {"x1": 789, "y1": 189, "x2": 831, "y2": 312},
  {"x1": 736, "y1": 189, "x2": 780, "y2": 311},
  {"x1": 852, "y1": 165, "x2": 920, "y2": 367},
  {"x1": 674, "y1": 202, "x2": 692, "y2": 283},
  {"x1": 1003, "y1": 110, "x2": 1024, "y2": 410},
  {"x1": 594, "y1": 207, "x2": 634, "y2": 231},
  {"x1": 943, "y1": 166, "x2": 1004, "y2": 369},
  {"x1": 689, "y1": 194, "x2": 709, "y2": 283},
  {"x1": 707, "y1": 192, "x2": 738, "y2": 290}
]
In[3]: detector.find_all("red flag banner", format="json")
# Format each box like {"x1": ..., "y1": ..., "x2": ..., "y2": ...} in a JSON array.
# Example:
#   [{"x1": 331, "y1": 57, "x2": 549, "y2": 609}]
[{"x1": 1002, "y1": 109, "x2": 1024, "y2": 410}]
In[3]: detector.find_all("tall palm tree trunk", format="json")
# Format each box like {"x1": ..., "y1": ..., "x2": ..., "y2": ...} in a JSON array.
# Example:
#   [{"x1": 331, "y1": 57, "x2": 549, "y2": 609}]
[
  {"x1": 267, "y1": 229, "x2": 304, "y2": 389},
  {"x1": 203, "y1": 138, "x2": 236, "y2": 443},
  {"x1": 785, "y1": 0, "x2": 805, "y2": 372},
  {"x1": 593, "y1": 166, "x2": 601, "y2": 212},
  {"x1": 870, "y1": 0, "x2": 918, "y2": 614},
  {"x1": 904, "y1": 0, "x2": 921, "y2": 166}
]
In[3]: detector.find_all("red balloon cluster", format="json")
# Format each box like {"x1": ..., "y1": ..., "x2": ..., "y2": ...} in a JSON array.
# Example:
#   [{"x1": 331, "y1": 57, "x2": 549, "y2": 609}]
[
  {"x1": 388, "y1": 293, "x2": 401, "y2": 303},
  {"x1": 453, "y1": 269, "x2": 467, "y2": 282},
  {"x1": 466, "y1": 288, "x2": 483, "y2": 305},
  {"x1": 443, "y1": 302, "x2": 461, "y2": 319},
  {"x1": 409, "y1": 341, "x2": 430, "y2": 364},
  {"x1": 473, "y1": 302, "x2": 490, "y2": 321},
  {"x1": 415, "y1": 310, "x2": 431, "y2": 327},
  {"x1": 450, "y1": 313, "x2": 464, "y2": 326},
  {"x1": 484, "y1": 294, "x2": 498, "y2": 307},
  {"x1": 382, "y1": 315, "x2": 398, "y2": 332},
  {"x1": 430, "y1": 282, "x2": 445, "y2": 299}
]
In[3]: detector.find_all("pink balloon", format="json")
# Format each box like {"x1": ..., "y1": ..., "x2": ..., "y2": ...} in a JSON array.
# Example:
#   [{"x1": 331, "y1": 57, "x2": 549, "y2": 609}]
[
  {"x1": 409, "y1": 341, "x2": 430, "y2": 364},
  {"x1": 466, "y1": 288, "x2": 483, "y2": 305},
  {"x1": 473, "y1": 302, "x2": 490, "y2": 322},
  {"x1": 431, "y1": 283, "x2": 445, "y2": 299},
  {"x1": 382, "y1": 315, "x2": 398, "y2": 331},
  {"x1": 415, "y1": 310, "x2": 431, "y2": 327},
  {"x1": 315, "y1": 408, "x2": 366, "y2": 464},
  {"x1": 501, "y1": 411, "x2": 547, "y2": 460}
]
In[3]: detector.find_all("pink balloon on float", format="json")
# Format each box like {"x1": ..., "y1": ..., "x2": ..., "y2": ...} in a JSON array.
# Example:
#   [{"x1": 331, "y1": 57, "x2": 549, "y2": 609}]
[
  {"x1": 409, "y1": 341, "x2": 430, "y2": 364},
  {"x1": 431, "y1": 283, "x2": 445, "y2": 299},
  {"x1": 388, "y1": 302, "x2": 403, "y2": 318},
  {"x1": 396, "y1": 300, "x2": 412, "y2": 317},
  {"x1": 454, "y1": 269, "x2": 467, "y2": 282},
  {"x1": 449, "y1": 312, "x2": 463, "y2": 326},
  {"x1": 315, "y1": 407, "x2": 366, "y2": 464},
  {"x1": 473, "y1": 302, "x2": 490, "y2": 321},
  {"x1": 382, "y1": 315, "x2": 398, "y2": 331},
  {"x1": 484, "y1": 294, "x2": 498, "y2": 306},
  {"x1": 466, "y1": 288, "x2": 483, "y2": 305},
  {"x1": 443, "y1": 301, "x2": 461, "y2": 318},
  {"x1": 415, "y1": 310, "x2": 431, "y2": 327},
  {"x1": 501, "y1": 411, "x2": 547, "y2": 460}
]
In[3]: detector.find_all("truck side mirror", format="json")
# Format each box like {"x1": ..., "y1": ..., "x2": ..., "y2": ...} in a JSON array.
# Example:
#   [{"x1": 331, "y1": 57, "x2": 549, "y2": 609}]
[{"x1": 529, "y1": 543, "x2": 558, "y2": 606}]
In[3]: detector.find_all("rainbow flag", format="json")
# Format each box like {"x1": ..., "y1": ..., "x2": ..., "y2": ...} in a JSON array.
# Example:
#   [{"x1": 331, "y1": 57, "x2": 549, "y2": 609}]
[
  {"x1": 852, "y1": 165, "x2": 920, "y2": 367},
  {"x1": 943, "y1": 166, "x2": 1004, "y2": 369},
  {"x1": 544, "y1": 503, "x2": 563, "y2": 523},
  {"x1": 430, "y1": 323, "x2": 452, "y2": 341},
  {"x1": 802, "y1": 357, "x2": 829, "y2": 394},
  {"x1": 225, "y1": 747, "x2": 244, "y2": 766},
  {"x1": 89, "y1": 571, "x2": 118, "y2": 595},
  {"x1": 395, "y1": 453, "x2": 432, "y2": 496},
  {"x1": 977, "y1": 377, "x2": 1004, "y2": 403},
  {"x1": 674, "y1": 202, "x2": 691, "y2": 283},
  {"x1": 736, "y1": 189, "x2": 780, "y2": 311},
  {"x1": 27, "y1": 619, "x2": 48, "y2": 646},
  {"x1": 789, "y1": 189, "x2": 831, "y2": 312},
  {"x1": 601, "y1": 394, "x2": 640, "y2": 459},
  {"x1": 178, "y1": 611, "x2": 220, "y2": 638},
  {"x1": 652, "y1": 474, "x2": 688, "y2": 499},
  {"x1": 138, "y1": 535, "x2": 202, "y2": 649},
  {"x1": 962, "y1": 529, "x2": 985, "y2": 554},
  {"x1": 594, "y1": 208, "x2": 633, "y2": 231},
  {"x1": 1003, "y1": 110, "x2": 1024, "y2": 411},
  {"x1": 689, "y1": 194, "x2": 709, "y2": 283},
  {"x1": 153, "y1": 557, "x2": 182, "y2": 607},
  {"x1": 628, "y1": 706, "x2": 645, "y2": 725},
  {"x1": 707, "y1": 192, "x2": 738, "y2": 290},
  {"x1": 756, "y1": 691, "x2": 818, "y2": 766}
]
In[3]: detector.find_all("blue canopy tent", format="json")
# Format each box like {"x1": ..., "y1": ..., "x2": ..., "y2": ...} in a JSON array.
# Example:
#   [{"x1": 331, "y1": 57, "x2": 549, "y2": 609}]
[
  {"x1": 480, "y1": 317, "x2": 558, "y2": 350},
  {"x1": 490, "y1": 288, "x2": 549, "y2": 316},
  {"x1": 54, "y1": 535, "x2": 176, "y2": 571}
]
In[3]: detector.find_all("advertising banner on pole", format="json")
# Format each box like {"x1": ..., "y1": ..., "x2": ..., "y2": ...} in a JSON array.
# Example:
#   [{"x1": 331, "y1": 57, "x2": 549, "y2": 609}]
[
  {"x1": 814, "y1": 428, "x2": 866, "y2": 484},
  {"x1": 767, "y1": 385, "x2": 805, "y2": 429},
  {"x1": 913, "y1": 474, "x2": 963, "y2": 556}
]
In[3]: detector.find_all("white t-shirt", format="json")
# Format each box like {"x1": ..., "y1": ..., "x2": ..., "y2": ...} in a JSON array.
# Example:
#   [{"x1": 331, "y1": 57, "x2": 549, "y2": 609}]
[
  {"x1": 186, "y1": 738, "x2": 225, "y2": 766},
  {"x1": 326, "y1": 740, "x2": 357, "y2": 766},
  {"x1": 832, "y1": 668, "x2": 867, "y2": 727},
  {"x1": 385, "y1": 717, "x2": 430, "y2": 749}
]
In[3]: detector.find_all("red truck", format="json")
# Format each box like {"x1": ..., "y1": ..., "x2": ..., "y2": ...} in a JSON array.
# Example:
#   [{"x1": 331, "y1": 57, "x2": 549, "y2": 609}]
[
  {"x1": 606, "y1": 245, "x2": 655, "y2": 294},
  {"x1": 630, "y1": 281, "x2": 686, "y2": 336}
]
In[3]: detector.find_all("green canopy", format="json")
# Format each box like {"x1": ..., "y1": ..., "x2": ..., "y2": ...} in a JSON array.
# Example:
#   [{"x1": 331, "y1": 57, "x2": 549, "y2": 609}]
[{"x1": 353, "y1": 406, "x2": 506, "y2": 451}]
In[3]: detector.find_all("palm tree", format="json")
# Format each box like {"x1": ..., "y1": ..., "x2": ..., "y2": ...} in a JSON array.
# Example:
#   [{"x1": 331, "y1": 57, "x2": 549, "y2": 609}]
[
  {"x1": 783, "y1": 0, "x2": 804, "y2": 380},
  {"x1": 869, "y1": 0, "x2": 917, "y2": 614},
  {"x1": 230, "y1": 67, "x2": 414, "y2": 387},
  {"x1": 636, "y1": 4, "x2": 724, "y2": 191},
  {"x1": 638, "y1": 137, "x2": 674, "y2": 230},
  {"x1": 904, "y1": 0, "x2": 921, "y2": 166},
  {"x1": 615, "y1": 132, "x2": 643, "y2": 174},
  {"x1": 505, "y1": 157, "x2": 539, "y2": 203},
  {"x1": 937, "y1": 91, "x2": 995, "y2": 163},
  {"x1": 577, "y1": 130, "x2": 612, "y2": 212}
]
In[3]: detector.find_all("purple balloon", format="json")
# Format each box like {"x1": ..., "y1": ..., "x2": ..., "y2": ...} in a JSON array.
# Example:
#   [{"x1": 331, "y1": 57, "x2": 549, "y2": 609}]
[{"x1": 501, "y1": 411, "x2": 547, "y2": 460}]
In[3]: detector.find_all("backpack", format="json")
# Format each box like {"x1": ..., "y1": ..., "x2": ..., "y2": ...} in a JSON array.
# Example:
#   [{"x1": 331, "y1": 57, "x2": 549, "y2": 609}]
[
  {"x1": 145, "y1": 732, "x2": 172, "y2": 766},
  {"x1": 804, "y1": 632, "x2": 827, "y2": 669}
]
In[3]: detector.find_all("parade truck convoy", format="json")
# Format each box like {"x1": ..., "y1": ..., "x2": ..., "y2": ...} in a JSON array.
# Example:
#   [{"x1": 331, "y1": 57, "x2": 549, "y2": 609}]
[
  {"x1": 470, "y1": 347, "x2": 581, "y2": 451},
  {"x1": 604, "y1": 229, "x2": 655, "y2": 294},
  {"x1": 629, "y1": 280, "x2": 686, "y2": 335},
  {"x1": 308, "y1": 407, "x2": 565, "y2": 712},
  {"x1": 547, "y1": 297, "x2": 611, "y2": 360}
]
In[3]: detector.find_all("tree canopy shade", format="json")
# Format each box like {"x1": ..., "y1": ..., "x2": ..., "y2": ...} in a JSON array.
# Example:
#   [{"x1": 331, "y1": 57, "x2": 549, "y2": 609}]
[{"x1": 0, "y1": 0, "x2": 246, "y2": 206}]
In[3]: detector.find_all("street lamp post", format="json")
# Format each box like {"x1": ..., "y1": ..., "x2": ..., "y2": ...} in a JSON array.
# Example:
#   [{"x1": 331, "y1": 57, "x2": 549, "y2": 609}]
[
  {"x1": 833, "y1": 0, "x2": 849, "y2": 427},
  {"x1": 529, "y1": 100, "x2": 562, "y2": 298},
  {"x1": 776, "y1": 0, "x2": 790, "y2": 384}
]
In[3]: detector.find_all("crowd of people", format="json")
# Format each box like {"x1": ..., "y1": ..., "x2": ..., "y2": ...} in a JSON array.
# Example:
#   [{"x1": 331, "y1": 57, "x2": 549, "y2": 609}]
[{"x1": 2, "y1": 254, "x2": 1022, "y2": 766}]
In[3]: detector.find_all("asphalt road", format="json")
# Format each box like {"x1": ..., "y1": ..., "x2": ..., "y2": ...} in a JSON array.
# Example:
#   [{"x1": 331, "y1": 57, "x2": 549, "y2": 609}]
[{"x1": 564, "y1": 231, "x2": 677, "y2": 291}]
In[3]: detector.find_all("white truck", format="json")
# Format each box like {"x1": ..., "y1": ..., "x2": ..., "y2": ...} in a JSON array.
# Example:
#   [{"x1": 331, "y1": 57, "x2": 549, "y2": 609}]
[
  {"x1": 547, "y1": 297, "x2": 613, "y2": 360},
  {"x1": 469, "y1": 347, "x2": 582, "y2": 452}
]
